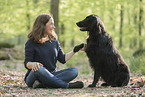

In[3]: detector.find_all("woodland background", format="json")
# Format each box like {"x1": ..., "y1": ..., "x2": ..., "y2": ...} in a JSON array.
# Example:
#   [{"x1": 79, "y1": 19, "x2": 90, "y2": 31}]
[{"x1": 0, "y1": 0, "x2": 145, "y2": 96}]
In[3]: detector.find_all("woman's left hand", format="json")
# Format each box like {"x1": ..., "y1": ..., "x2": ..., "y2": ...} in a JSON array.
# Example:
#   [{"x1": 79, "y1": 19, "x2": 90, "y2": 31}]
[{"x1": 81, "y1": 43, "x2": 87, "y2": 51}]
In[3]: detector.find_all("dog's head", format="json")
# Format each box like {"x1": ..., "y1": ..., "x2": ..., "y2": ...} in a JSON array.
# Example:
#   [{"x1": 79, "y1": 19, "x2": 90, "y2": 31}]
[{"x1": 76, "y1": 15, "x2": 105, "y2": 34}]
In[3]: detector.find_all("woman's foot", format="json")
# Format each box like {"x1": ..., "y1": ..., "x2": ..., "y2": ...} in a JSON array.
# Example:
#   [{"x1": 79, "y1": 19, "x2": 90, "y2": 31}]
[
  {"x1": 68, "y1": 81, "x2": 84, "y2": 88},
  {"x1": 32, "y1": 80, "x2": 42, "y2": 89}
]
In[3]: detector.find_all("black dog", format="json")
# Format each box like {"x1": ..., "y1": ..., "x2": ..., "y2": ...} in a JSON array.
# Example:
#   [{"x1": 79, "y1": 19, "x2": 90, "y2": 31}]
[{"x1": 76, "y1": 15, "x2": 130, "y2": 87}]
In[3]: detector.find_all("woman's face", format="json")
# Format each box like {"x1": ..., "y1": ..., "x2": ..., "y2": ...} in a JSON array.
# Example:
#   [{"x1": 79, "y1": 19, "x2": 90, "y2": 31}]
[{"x1": 45, "y1": 17, "x2": 55, "y2": 35}]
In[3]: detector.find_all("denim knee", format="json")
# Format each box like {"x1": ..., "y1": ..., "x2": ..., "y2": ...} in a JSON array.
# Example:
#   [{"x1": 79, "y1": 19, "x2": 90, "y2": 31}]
[
  {"x1": 35, "y1": 65, "x2": 54, "y2": 77},
  {"x1": 69, "y1": 67, "x2": 79, "y2": 77},
  {"x1": 25, "y1": 67, "x2": 45, "y2": 87}
]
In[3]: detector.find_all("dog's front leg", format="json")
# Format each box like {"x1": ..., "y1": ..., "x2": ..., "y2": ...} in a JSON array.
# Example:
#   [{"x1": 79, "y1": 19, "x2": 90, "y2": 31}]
[{"x1": 88, "y1": 70, "x2": 100, "y2": 87}]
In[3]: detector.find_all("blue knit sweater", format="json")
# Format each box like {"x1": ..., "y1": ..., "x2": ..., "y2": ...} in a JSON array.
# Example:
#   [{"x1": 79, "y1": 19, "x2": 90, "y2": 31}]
[{"x1": 24, "y1": 39, "x2": 66, "y2": 81}]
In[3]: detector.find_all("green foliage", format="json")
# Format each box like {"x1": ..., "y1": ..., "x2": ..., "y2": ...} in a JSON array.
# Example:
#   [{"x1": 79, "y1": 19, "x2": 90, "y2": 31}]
[
  {"x1": 0, "y1": 0, "x2": 51, "y2": 43},
  {"x1": 0, "y1": 0, "x2": 145, "y2": 47},
  {"x1": 0, "y1": 42, "x2": 14, "y2": 49},
  {"x1": 130, "y1": 55, "x2": 145, "y2": 74},
  {"x1": 112, "y1": 48, "x2": 145, "y2": 75},
  {"x1": 10, "y1": 45, "x2": 25, "y2": 60},
  {"x1": 0, "y1": 0, "x2": 145, "y2": 74}
]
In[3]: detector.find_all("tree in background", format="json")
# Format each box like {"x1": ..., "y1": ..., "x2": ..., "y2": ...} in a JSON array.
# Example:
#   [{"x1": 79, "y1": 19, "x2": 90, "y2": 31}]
[
  {"x1": 138, "y1": 0, "x2": 143, "y2": 49},
  {"x1": 119, "y1": 5, "x2": 124, "y2": 48},
  {"x1": 60, "y1": 24, "x2": 65, "y2": 47},
  {"x1": 50, "y1": 0, "x2": 59, "y2": 36},
  {"x1": 0, "y1": 0, "x2": 144, "y2": 49}
]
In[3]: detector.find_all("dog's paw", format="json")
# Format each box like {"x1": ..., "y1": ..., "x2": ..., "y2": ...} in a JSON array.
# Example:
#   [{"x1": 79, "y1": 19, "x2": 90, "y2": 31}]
[
  {"x1": 88, "y1": 84, "x2": 96, "y2": 87},
  {"x1": 101, "y1": 83, "x2": 110, "y2": 86}
]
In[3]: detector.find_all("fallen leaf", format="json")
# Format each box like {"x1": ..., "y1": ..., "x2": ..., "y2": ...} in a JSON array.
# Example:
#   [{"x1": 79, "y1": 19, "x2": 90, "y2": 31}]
[{"x1": 0, "y1": 90, "x2": 4, "y2": 94}]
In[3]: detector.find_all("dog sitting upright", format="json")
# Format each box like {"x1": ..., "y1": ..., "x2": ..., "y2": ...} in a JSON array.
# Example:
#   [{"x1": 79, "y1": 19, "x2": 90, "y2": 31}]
[{"x1": 76, "y1": 15, "x2": 130, "y2": 87}]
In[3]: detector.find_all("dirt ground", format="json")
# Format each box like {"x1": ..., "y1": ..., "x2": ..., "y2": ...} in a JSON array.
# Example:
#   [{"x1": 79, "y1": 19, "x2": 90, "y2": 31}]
[{"x1": 0, "y1": 60, "x2": 145, "y2": 97}]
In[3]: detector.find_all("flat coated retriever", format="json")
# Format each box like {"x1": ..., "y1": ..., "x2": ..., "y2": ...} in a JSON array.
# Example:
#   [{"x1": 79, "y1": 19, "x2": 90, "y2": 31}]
[{"x1": 76, "y1": 15, "x2": 130, "y2": 87}]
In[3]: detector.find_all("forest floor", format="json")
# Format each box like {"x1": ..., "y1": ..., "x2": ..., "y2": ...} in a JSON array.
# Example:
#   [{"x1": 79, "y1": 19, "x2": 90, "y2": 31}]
[{"x1": 0, "y1": 60, "x2": 145, "y2": 97}]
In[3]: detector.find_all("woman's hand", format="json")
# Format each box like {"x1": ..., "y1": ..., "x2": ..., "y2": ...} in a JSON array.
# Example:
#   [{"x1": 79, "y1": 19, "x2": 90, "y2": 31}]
[
  {"x1": 26, "y1": 62, "x2": 43, "y2": 72},
  {"x1": 81, "y1": 43, "x2": 87, "y2": 51},
  {"x1": 65, "y1": 43, "x2": 87, "y2": 62},
  {"x1": 32, "y1": 62, "x2": 43, "y2": 72}
]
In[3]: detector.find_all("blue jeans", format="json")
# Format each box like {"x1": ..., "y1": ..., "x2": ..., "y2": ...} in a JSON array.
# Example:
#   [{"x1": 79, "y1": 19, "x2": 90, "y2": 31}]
[{"x1": 25, "y1": 66, "x2": 78, "y2": 88}]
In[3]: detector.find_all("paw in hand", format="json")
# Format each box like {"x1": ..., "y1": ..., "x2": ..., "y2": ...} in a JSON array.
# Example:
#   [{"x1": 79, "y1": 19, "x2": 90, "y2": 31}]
[{"x1": 73, "y1": 43, "x2": 84, "y2": 53}]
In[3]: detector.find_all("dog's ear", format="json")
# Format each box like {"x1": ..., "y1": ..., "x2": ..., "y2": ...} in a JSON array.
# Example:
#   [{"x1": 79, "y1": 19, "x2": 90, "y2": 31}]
[
  {"x1": 95, "y1": 17, "x2": 106, "y2": 34},
  {"x1": 97, "y1": 16, "x2": 106, "y2": 34},
  {"x1": 97, "y1": 23, "x2": 102, "y2": 34}
]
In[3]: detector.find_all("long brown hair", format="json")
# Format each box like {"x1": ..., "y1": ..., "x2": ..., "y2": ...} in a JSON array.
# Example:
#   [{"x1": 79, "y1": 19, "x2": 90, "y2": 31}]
[{"x1": 28, "y1": 14, "x2": 57, "y2": 43}]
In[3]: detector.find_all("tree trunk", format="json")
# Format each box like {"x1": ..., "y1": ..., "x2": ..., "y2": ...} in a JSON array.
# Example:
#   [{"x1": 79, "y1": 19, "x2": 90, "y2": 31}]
[
  {"x1": 133, "y1": 7, "x2": 138, "y2": 48},
  {"x1": 71, "y1": 37, "x2": 74, "y2": 47},
  {"x1": 119, "y1": 5, "x2": 124, "y2": 48},
  {"x1": 26, "y1": 0, "x2": 30, "y2": 30},
  {"x1": 138, "y1": 0, "x2": 143, "y2": 49},
  {"x1": 128, "y1": 3, "x2": 132, "y2": 49},
  {"x1": 33, "y1": 0, "x2": 38, "y2": 3},
  {"x1": 60, "y1": 24, "x2": 65, "y2": 48},
  {"x1": 17, "y1": 35, "x2": 21, "y2": 45},
  {"x1": 50, "y1": 0, "x2": 59, "y2": 36},
  {"x1": 110, "y1": 10, "x2": 115, "y2": 30}
]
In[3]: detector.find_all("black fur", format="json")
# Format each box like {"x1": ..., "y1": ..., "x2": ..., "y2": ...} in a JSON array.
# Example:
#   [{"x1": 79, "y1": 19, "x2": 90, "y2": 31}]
[{"x1": 76, "y1": 15, "x2": 130, "y2": 87}]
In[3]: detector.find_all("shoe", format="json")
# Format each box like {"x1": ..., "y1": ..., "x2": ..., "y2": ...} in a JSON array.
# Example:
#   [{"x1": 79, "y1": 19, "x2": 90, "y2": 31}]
[
  {"x1": 32, "y1": 80, "x2": 42, "y2": 89},
  {"x1": 68, "y1": 81, "x2": 84, "y2": 88}
]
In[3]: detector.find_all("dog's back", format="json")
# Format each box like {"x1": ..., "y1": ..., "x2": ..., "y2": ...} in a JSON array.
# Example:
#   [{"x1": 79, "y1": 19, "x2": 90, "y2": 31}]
[{"x1": 86, "y1": 32, "x2": 130, "y2": 86}]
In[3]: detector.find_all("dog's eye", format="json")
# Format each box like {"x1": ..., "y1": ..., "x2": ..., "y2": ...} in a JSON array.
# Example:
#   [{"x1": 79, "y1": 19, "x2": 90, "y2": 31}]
[
  {"x1": 85, "y1": 17, "x2": 90, "y2": 21},
  {"x1": 86, "y1": 16, "x2": 90, "y2": 19}
]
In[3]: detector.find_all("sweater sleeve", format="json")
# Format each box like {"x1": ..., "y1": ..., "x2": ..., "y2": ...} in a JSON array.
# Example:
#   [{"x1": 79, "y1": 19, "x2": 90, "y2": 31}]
[
  {"x1": 24, "y1": 40, "x2": 35, "y2": 70},
  {"x1": 57, "y1": 40, "x2": 66, "y2": 64}
]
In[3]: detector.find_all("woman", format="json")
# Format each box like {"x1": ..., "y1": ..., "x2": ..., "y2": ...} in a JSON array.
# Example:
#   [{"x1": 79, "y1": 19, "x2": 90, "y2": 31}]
[{"x1": 24, "y1": 14, "x2": 85, "y2": 89}]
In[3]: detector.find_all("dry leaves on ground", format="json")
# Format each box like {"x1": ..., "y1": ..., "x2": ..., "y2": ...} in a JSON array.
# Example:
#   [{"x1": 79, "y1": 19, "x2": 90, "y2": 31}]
[{"x1": 0, "y1": 69, "x2": 145, "y2": 96}]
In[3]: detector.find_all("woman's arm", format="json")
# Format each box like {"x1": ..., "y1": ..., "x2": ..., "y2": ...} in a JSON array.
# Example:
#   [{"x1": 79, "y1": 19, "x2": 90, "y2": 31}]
[
  {"x1": 65, "y1": 43, "x2": 86, "y2": 62},
  {"x1": 65, "y1": 51, "x2": 75, "y2": 62}
]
